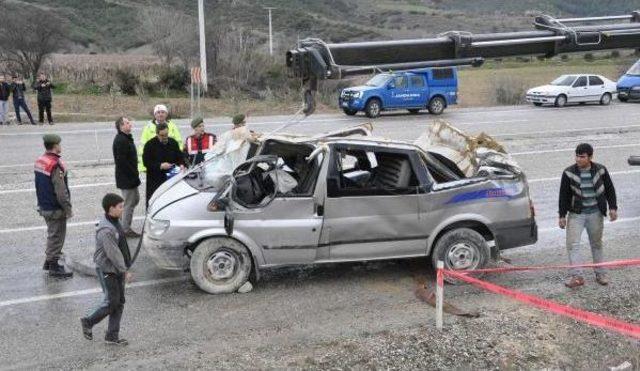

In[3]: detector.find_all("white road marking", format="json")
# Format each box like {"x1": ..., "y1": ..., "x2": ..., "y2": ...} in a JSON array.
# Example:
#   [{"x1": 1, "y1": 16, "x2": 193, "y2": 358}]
[
  {"x1": 0, "y1": 182, "x2": 118, "y2": 195},
  {"x1": 511, "y1": 143, "x2": 640, "y2": 156},
  {"x1": 0, "y1": 159, "x2": 111, "y2": 169},
  {"x1": 0, "y1": 276, "x2": 186, "y2": 308},
  {"x1": 528, "y1": 169, "x2": 640, "y2": 183},
  {"x1": 0, "y1": 216, "x2": 144, "y2": 234},
  {"x1": 492, "y1": 123, "x2": 640, "y2": 138},
  {"x1": 537, "y1": 216, "x2": 640, "y2": 233}
]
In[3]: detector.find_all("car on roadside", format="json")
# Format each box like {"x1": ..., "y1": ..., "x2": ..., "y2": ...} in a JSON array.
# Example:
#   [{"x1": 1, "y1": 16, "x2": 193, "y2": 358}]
[
  {"x1": 525, "y1": 74, "x2": 617, "y2": 107},
  {"x1": 617, "y1": 59, "x2": 640, "y2": 102},
  {"x1": 142, "y1": 123, "x2": 537, "y2": 294},
  {"x1": 338, "y1": 68, "x2": 458, "y2": 118}
]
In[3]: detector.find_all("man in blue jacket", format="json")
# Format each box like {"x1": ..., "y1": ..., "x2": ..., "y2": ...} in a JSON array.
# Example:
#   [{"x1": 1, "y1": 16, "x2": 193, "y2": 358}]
[{"x1": 81, "y1": 193, "x2": 133, "y2": 346}]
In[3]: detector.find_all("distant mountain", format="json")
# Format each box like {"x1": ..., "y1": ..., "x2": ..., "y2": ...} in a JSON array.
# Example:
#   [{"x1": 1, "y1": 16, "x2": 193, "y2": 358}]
[{"x1": 12, "y1": 0, "x2": 640, "y2": 52}]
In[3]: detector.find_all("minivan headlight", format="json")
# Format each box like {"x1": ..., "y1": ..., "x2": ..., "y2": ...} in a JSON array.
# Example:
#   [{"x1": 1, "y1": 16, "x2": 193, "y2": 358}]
[
  {"x1": 147, "y1": 219, "x2": 170, "y2": 237},
  {"x1": 354, "y1": 91, "x2": 363, "y2": 98}
]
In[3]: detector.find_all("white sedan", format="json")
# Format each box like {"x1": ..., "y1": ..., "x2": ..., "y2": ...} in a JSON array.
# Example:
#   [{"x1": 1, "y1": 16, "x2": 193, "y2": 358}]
[{"x1": 526, "y1": 74, "x2": 617, "y2": 107}]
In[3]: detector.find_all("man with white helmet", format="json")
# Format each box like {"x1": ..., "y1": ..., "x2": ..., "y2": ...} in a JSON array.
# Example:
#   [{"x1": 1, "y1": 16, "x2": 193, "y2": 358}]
[{"x1": 137, "y1": 104, "x2": 183, "y2": 173}]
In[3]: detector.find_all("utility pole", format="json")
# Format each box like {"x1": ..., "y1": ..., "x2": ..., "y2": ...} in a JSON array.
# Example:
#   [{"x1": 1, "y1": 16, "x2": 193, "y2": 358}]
[
  {"x1": 265, "y1": 7, "x2": 276, "y2": 56},
  {"x1": 198, "y1": 0, "x2": 208, "y2": 92}
]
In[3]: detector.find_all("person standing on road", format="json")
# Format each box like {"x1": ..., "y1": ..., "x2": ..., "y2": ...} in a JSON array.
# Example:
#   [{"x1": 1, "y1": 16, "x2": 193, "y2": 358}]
[
  {"x1": 184, "y1": 116, "x2": 216, "y2": 167},
  {"x1": 559, "y1": 143, "x2": 617, "y2": 288},
  {"x1": 137, "y1": 104, "x2": 182, "y2": 173},
  {"x1": 81, "y1": 193, "x2": 132, "y2": 346},
  {"x1": 32, "y1": 72, "x2": 55, "y2": 125},
  {"x1": 34, "y1": 134, "x2": 73, "y2": 278},
  {"x1": 142, "y1": 123, "x2": 184, "y2": 208},
  {"x1": 11, "y1": 75, "x2": 36, "y2": 125},
  {"x1": 0, "y1": 74, "x2": 10, "y2": 125},
  {"x1": 112, "y1": 116, "x2": 141, "y2": 237}
]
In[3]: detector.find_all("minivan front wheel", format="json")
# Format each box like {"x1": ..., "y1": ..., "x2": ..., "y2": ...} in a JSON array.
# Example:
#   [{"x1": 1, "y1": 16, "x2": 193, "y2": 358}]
[
  {"x1": 431, "y1": 228, "x2": 489, "y2": 283},
  {"x1": 365, "y1": 98, "x2": 381, "y2": 118},
  {"x1": 190, "y1": 237, "x2": 252, "y2": 294}
]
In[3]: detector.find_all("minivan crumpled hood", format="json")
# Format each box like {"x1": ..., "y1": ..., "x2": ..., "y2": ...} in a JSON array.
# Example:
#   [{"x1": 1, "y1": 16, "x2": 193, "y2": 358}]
[
  {"x1": 148, "y1": 177, "x2": 199, "y2": 217},
  {"x1": 617, "y1": 74, "x2": 640, "y2": 88},
  {"x1": 415, "y1": 119, "x2": 521, "y2": 177}
]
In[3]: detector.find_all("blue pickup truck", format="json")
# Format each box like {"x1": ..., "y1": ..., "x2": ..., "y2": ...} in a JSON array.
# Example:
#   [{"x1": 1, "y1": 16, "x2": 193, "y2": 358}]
[
  {"x1": 617, "y1": 59, "x2": 640, "y2": 102},
  {"x1": 338, "y1": 68, "x2": 458, "y2": 118}
]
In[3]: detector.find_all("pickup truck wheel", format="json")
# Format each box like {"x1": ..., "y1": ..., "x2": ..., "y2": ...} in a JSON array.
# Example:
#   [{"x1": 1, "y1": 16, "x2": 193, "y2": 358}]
[
  {"x1": 364, "y1": 98, "x2": 381, "y2": 118},
  {"x1": 431, "y1": 228, "x2": 489, "y2": 283},
  {"x1": 408, "y1": 108, "x2": 420, "y2": 114},
  {"x1": 599, "y1": 93, "x2": 611, "y2": 105},
  {"x1": 427, "y1": 96, "x2": 446, "y2": 115},
  {"x1": 190, "y1": 237, "x2": 252, "y2": 294},
  {"x1": 554, "y1": 94, "x2": 567, "y2": 108},
  {"x1": 342, "y1": 108, "x2": 358, "y2": 116}
]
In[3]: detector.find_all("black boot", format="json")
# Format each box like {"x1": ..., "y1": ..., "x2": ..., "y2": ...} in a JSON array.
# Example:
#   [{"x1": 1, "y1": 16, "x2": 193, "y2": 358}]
[
  {"x1": 49, "y1": 260, "x2": 73, "y2": 278},
  {"x1": 43, "y1": 260, "x2": 52, "y2": 270},
  {"x1": 80, "y1": 318, "x2": 93, "y2": 340}
]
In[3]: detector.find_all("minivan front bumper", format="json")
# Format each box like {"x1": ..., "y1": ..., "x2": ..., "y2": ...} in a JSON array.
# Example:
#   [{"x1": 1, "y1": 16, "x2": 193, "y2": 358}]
[{"x1": 143, "y1": 234, "x2": 188, "y2": 270}]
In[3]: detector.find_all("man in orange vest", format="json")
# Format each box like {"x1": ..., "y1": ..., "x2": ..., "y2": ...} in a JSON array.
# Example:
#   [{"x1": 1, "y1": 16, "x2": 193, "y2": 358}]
[{"x1": 184, "y1": 116, "x2": 217, "y2": 167}]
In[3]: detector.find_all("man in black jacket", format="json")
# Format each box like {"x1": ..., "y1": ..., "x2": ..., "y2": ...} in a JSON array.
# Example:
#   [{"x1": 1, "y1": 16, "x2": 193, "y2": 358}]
[
  {"x1": 0, "y1": 74, "x2": 9, "y2": 125},
  {"x1": 558, "y1": 143, "x2": 617, "y2": 288},
  {"x1": 112, "y1": 117, "x2": 141, "y2": 237},
  {"x1": 11, "y1": 75, "x2": 36, "y2": 125},
  {"x1": 33, "y1": 72, "x2": 55, "y2": 125},
  {"x1": 142, "y1": 123, "x2": 184, "y2": 208}
]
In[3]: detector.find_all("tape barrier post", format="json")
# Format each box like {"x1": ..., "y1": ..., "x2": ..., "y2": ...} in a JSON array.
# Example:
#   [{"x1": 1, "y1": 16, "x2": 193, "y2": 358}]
[
  {"x1": 444, "y1": 269, "x2": 640, "y2": 340},
  {"x1": 436, "y1": 260, "x2": 444, "y2": 330}
]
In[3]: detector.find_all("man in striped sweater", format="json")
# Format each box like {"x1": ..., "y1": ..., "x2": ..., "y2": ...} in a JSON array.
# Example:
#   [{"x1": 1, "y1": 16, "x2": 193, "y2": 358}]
[{"x1": 558, "y1": 143, "x2": 617, "y2": 288}]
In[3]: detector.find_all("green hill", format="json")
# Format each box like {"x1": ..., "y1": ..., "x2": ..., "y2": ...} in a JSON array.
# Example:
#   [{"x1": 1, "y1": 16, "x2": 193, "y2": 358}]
[{"x1": 9, "y1": 0, "x2": 640, "y2": 52}]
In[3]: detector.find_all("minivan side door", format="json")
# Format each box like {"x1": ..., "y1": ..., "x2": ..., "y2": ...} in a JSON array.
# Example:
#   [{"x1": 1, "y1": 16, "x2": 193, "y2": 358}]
[{"x1": 319, "y1": 144, "x2": 429, "y2": 261}]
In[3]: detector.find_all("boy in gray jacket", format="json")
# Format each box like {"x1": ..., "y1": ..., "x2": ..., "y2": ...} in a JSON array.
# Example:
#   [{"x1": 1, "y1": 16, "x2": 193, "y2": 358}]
[{"x1": 81, "y1": 193, "x2": 133, "y2": 345}]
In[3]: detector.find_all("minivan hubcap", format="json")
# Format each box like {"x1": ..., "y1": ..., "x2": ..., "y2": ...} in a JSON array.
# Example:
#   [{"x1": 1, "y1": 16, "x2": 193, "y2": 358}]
[
  {"x1": 447, "y1": 243, "x2": 480, "y2": 270},
  {"x1": 370, "y1": 103, "x2": 379, "y2": 116},
  {"x1": 207, "y1": 250, "x2": 237, "y2": 280}
]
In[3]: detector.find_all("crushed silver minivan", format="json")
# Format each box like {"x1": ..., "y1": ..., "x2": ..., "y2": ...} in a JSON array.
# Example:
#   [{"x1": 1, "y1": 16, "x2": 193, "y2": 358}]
[{"x1": 143, "y1": 121, "x2": 537, "y2": 294}]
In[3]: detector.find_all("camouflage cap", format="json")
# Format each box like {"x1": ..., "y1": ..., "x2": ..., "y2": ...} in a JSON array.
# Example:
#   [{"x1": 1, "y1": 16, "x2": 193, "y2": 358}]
[
  {"x1": 42, "y1": 134, "x2": 61, "y2": 145},
  {"x1": 190, "y1": 116, "x2": 204, "y2": 129},
  {"x1": 232, "y1": 114, "x2": 245, "y2": 126}
]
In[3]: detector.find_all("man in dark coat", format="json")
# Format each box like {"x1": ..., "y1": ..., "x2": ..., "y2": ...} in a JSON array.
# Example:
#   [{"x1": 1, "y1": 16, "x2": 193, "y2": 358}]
[
  {"x1": 142, "y1": 123, "x2": 184, "y2": 208},
  {"x1": 33, "y1": 72, "x2": 55, "y2": 125},
  {"x1": 112, "y1": 116, "x2": 141, "y2": 237},
  {"x1": 0, "y1": 74, "x2": 10, "y2": 125},
  {"x1": 11, "y1": 75, "x2": 36, "y2": 125}
]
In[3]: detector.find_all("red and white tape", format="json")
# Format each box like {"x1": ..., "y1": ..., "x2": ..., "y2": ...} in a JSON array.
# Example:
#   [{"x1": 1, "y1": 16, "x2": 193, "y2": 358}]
[{"x1": 438, "y1": 259, "x2": 640, "y2": 340}]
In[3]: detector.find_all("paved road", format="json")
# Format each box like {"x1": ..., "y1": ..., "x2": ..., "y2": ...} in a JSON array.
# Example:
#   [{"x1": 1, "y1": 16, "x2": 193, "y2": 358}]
[{"x1": 1, "y1": 103, "x2": 639, "y2": 369}]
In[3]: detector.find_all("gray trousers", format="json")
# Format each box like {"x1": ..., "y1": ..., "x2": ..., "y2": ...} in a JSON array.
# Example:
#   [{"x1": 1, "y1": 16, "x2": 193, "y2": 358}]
[
  {"x1": 0, "y1": 100, "x2": 7, "y2": 123},
  {"x1": 43, "y1": 212, "x2": 67, "y2": 261},
  {"x1": 120, "y1": 187, "x2": 140, "y2": 232},
  {"x1": 566, "y1": 212, "x2": 605, "y2": 276}
]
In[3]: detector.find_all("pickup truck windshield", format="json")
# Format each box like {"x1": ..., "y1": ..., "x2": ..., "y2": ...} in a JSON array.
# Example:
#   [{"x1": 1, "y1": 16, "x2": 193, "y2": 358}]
[
  {"x1": 627, "y1": 60, "x2": 640, "y2": 76},
  {"x1": 551, "y1": 75, "x2": 577, "y2": 86},
  {"x1": 365, "y1": 74, "x2": 391, "y2": 87}
]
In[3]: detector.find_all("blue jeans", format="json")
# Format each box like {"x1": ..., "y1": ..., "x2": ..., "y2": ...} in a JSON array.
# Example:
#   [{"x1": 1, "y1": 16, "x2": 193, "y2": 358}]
[
  {"x1": 566, "y1": 212, "x2": 605, "y2": 276},
  {"x1": 13, "y1": 98, "x2": 34, "y2": 124}
]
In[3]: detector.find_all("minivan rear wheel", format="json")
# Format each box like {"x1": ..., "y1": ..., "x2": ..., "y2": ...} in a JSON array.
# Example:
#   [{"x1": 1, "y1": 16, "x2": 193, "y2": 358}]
[
  {"x1": 431, "y1": 228, "x2": 489, "y2": 283},
  {"x1": 190, "y1": 237, "x2": 252, "y2": 294}
]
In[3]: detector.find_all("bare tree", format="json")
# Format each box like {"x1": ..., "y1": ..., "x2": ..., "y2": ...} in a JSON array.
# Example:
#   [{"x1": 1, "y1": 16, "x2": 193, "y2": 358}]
[
  {"x1": 0, "y1": 4, "x2": 68, "y2": 78},
  {"x1": 139, "y1": 8, "x2": 199, "y2": 66}
]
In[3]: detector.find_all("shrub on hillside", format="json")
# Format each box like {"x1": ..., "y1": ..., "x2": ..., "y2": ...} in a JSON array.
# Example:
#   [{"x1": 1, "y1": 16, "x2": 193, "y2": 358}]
[
  {"x1": 114, "y1": 68, "x2": 141, "y2": 96},
  {"x1": 491, "y1": 75, "x2": 527, "y2": 106},
  {"x1": 584, "y1": 53, "x2": 595, "y2": 62}
]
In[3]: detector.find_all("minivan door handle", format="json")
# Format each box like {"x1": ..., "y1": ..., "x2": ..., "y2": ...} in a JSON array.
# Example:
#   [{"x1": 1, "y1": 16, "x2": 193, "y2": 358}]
[{"x1": 315, "y1": 203, "x2": 324, "y2": 216}]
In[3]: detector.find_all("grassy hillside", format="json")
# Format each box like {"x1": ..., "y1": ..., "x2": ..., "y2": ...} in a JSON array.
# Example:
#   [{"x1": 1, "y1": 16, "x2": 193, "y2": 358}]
[{"x1": 13, "y1": 0, "x2": 640, "y2": 52}]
